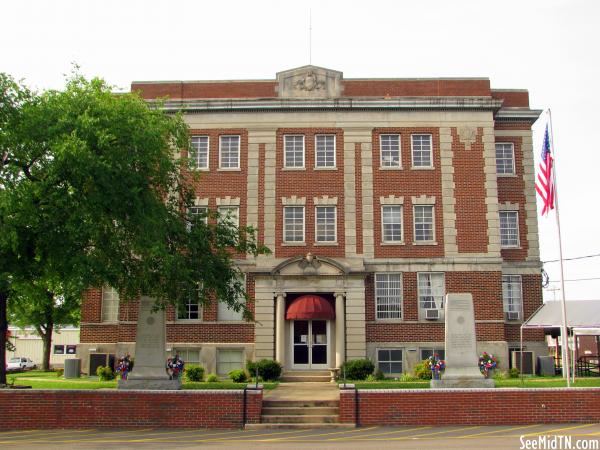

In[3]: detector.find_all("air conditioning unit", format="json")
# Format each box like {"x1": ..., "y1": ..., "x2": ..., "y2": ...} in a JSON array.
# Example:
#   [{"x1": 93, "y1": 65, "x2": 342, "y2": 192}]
[
  {"x1": 506, "y1": 311, "x2": 520, "y2": 321},
  {"x1": 425, "y1": 309, "x2": 439, "y2": 320}
]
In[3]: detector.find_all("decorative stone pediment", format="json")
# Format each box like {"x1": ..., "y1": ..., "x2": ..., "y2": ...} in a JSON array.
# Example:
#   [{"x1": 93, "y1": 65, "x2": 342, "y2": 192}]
[
  {"x1": 272, "y1": 254, "x2": 348, "y2": 276},
  {"x1": 276, "y1": 65, "x2": 343, "y2": 99}
]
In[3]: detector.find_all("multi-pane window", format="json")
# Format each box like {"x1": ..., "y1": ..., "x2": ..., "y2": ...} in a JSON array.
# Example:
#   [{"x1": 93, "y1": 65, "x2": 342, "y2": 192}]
[
  {"x1": 284, "y1": 206, "x2": 305, "y2": 242},
  {"x1": 418, "y1": 273, "x2": 445, "y2": 311},
  {"x1": 101, "y1": 286, "x2": 119, "y2": 322},
  {"x1": 54, "y1": 345, "x2": 65, "y2": 354},
  {"x1": 188, "y1": 206, "x2": 208, "y2": 225},
  {"x1": 411, "y1": 134, "x2": 432, "y2": 167},
  {"x1": 381, "y1": 205, "x2": 403, "y2": 242},
  {"x1": 414, "y1": 205, "x2": 434, "y2": 242},
  {"x1": 499, "y1": 211, "x2": 519, "y2": 247},
  {"x1": 315, "y1": 135, "x2": 335, "y2": 168},
  {"x1": 177, "y1": 298, "x2": 201, "y2": 320},
  {"x1": 380, "y1": 134, "x2": 401, "y2": 168},
  {"x1": 284, "y1": 135, "x2": 305, "y2": 168},
  {"x1": 219, "y1": 135, "x2": 240, "y2": 169},
  {"x1": 377, "y1": 349, "x2": 403, "y2": 374},
  {"x1": 315, "y1": 206, "x2": 336, "y2": 242},
  {"x1": 189, "y1": 136, "x2": 209, "y2": 170},
  {"x1": 502, "y1": 275, "x2": 523, "y2": 321},
  {"x1": 218, "y1": 206, "x2": 239, "y2": 228},
  {"x1": 172, "y1": 348, "x2": 201, "y2": 366},
  {"x1": 217, "y1": 349, "x2": 244, "y2": 375},
  {"x1": 218, "y1": 275, "x2": 245, "y2": 321},
  {"x1": 375, "y1": 273, "x2": 403, "y2": 320},
  {"x1": 496, "y1": 143, "x2": 515, "y2": 175},
  {"x1": 420, "y1": 348, "x2": 445, "y2": 361}
]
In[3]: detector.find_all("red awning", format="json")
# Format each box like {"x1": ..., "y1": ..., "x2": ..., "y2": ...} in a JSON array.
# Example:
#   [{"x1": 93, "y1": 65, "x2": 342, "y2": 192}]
[{"x1": 285, "y1": 295, "x2": 335, "y2": 320}]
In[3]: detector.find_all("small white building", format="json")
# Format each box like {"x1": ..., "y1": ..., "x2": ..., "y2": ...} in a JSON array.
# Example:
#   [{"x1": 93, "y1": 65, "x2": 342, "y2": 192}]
[{"x1": 7, "y1": 326, "x2": 80, "y2": 368}]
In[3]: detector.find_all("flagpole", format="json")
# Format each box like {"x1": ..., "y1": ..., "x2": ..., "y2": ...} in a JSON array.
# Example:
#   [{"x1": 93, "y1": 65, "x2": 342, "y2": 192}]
[{"x1": 547, "y1": 108, "x2": 571, "y2": 387}]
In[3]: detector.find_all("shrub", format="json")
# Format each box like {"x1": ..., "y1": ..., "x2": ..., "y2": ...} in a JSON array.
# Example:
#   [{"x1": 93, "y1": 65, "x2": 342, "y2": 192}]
[
  {"x1": 341, "y1": 359, "x2": 375, "y2": 380},
  {"x1": 414, "y1": 361, "x2": 432, "y2": 380},
  {"x1": 400, "y1": 372, "x2": 419, "y2": 382},
  {"x1": 96, "y1": 365, "x2": 115, "y2": 381},
  {"x1": 228, "y1": 369, "x2": 248, "y2": 383},
  {"x1": 56, "y1": 368, "x2": 64, "y2": 378},
  {"x1": 185, "y1": 365, "x2": 205, "y2": 382},
  {"x1": 365, "y1": 374, "x2": 377, "y2": 382},
  {"x1": 509, "y1": 367, "x2": 520, "y2": 378},
  {"x1": 246, "y1": 359, "x2": 283, "y2": 381},
  {"x1": 374, "y1": 368, "x2": 385, "y2": 381},
  {"x1": 206, "y1": 373, "x2": 219, "y2": 382}
]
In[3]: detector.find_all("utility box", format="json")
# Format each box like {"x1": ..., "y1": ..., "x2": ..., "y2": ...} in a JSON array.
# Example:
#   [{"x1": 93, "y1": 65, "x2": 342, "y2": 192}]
[
  {"x1": 64, "y1": 358, "x2": 81, "y2": 378},
  {"x1": 537, "y1": 356, "x2": 555, "y2": 376}
]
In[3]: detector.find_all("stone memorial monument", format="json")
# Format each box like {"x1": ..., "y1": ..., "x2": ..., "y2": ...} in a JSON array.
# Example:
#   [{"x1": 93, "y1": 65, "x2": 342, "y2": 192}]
[
  {"x1": 431, "y1": 293, "x2": 494, "y2": 388},
  {"x1": 118, "y1": 296, "x2": 180, "y2": 390}
]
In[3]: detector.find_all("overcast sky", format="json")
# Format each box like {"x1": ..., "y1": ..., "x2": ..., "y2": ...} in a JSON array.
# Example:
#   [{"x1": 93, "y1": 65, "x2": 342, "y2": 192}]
[{"x1": 2, "y1": 0, "x2": 599, "y2": 302}]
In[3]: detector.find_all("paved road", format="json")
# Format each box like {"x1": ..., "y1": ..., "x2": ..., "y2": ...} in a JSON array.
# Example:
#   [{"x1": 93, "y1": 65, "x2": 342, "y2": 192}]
[{"x1": 1, "y1": 423, "x2": 599, "y2": 449}]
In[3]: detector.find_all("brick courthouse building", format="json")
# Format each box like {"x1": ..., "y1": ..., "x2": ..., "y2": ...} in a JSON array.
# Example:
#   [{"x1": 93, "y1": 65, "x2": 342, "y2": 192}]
[{"x1": 78, "y1": 66, "x2": 546, "y2": 377}]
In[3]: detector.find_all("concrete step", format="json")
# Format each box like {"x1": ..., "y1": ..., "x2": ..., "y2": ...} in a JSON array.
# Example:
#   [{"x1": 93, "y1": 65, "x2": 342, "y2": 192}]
[
  {"x1": 283, "y1": 370, "x2": 331, "y2": 377},
  {"x1": 246, "y1": 423, "x2": 355, "y2": 430},
  {"x1": 262, "y1": 406, "x2": 339, "y2": 416},
  {"x1": 263, "y1": 400, "x2": 339, "y2": 408},
  {"x1": 281, "y1": 375, "x2": 332, "y2": 382},
  {"x1": 261, "y1": 414, "x2": 340, "y2": 424}
]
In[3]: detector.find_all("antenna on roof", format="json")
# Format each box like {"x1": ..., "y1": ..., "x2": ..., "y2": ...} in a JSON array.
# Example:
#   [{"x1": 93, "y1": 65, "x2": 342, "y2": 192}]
[{"x1": 309, "y1": 9, "x2": 312, "y2": 64}]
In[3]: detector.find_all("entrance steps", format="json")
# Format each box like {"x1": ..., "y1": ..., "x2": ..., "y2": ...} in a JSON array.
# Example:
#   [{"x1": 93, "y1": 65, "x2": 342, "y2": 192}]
[
  {"x1": 246, "y1": 400, "x2": 354, "y2": 430},
  {"x1": 281, "y1": 370, "x2": 331, "y2": 382}
]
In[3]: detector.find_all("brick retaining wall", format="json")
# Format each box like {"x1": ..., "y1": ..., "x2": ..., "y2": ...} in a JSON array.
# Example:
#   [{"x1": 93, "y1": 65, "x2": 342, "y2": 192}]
[
  {"x1": 340, "y1": 388, "x2": 600, "y2": 426},
  {"x1": 0, "y1": 388, "x2": 262, "y2": 430}
]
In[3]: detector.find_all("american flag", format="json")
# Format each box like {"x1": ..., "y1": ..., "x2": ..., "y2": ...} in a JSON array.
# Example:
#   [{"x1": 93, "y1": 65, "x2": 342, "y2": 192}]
[{"x1": 535, "y1": 125, "x2": 555, "y2": 216}]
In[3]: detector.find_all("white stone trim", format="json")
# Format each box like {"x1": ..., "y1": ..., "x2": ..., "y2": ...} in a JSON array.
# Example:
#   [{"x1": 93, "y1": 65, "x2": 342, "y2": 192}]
[
  {"x1": 498, "y1": 202, "x2": 520, "y2": 211},
  {"x1": 313, "y1": 195, "x2": 338, "y2": 205},
  {"x1": 246, "y1": 133, "x2": 263, "y2": 257},
  {"x1": 216, "y1": 196, "x2": 240, "y2": 206},
  {"x1": 193, "y1": 197, "x2": 209, "y2": 206},
  {"x1": 457, "y1": 126, "x2": 477, "y2": 150},
  {"x1": 361, "y1": 141, "x2": 374, "y2": 258},
  {"x1": 263, "y1": 141, "x2": 277, "y2": 253},
  {"x1": 379, "y1": 195, "x2": 404, "y2": 205},
  {"x1": 344, "y1": 139, "x2": 358, "y2": 256},
  {"x1": 281, "y1": 196, "x2": 306, "y2": 206},
  {"x1": 482, "y1": 125, "x2": 501, "y2": 255},
  {"x1": 439, "y1": 127, "x2": 458, "y2": 255},
  {"x1": 521, "y1": 134, "x2": 540, "y2": 261},
  {"x1": 411, "y1": 195, "x2": 436, "y2": 205}
]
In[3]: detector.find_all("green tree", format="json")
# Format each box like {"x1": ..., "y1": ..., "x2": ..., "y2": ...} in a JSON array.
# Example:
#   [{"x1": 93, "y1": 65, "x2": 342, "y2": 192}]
[{"x1": 0, "y1": 72, "x2": 268, "y2": 383}]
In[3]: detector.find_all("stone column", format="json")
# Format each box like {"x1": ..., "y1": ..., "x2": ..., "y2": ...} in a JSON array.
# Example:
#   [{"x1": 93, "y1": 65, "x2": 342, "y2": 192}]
[
  {"x1": 275, "y1": 293, "x2": 286, "y2": 365},
  {"x1": 335, "y1": 292, "x2": 346, "y2": 368}
]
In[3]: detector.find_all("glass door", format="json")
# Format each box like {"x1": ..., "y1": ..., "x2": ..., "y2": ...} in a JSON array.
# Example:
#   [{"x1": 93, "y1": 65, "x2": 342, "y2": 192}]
[
  {"x1": 292, "y1": 320, "x2": 328, "y2": 369},
  {"x1": 293, "y1": 320, "x2": 310, "y2": 368},
  {"x1": 310, "y1": 320, "x2": 328, "y2": 369}
]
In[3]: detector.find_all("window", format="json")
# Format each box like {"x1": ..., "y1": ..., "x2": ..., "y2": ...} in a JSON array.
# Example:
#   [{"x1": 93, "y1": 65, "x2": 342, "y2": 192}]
[
  {"x1": 172, "y1": 348, "x2": 201, "y2": 366},
  {"x1": 380, "y1": 134, "x2": 401, "y2": 168},
  {"x1": 499, "y1": 211, "x2": 519, "y2": 248},
  {"x1": 189, "y1": 206, "x2": 208, "y2": 225},
  {"x1": 189, "y1": 136, "x2": 209, "y2": 170},
  {"x1": 217, "y1": 349, "x2": 244, "y2": 375},
  {"x1": 219, "y1": 135, "x2": 240, "y2": 169},
  {"x1": 377, "y1": 349, "x2": 403, "y2": 374},
  {"x1": 101, "y1": 286, "x2": 119, "y2": 322},
  {"x1": 413, "y1": 205, "x2": 434, "y2": 242},
  {"x1": 495, "y1": 143, "x2": 515, "y2": 175},
  {"x1": 502, "y1": 275, "x2": 523, "y2": 320},
  {"x1": 54, "y1": 345, "x2": 65, "y2": 354},
  {"x1": 420, "y1": 348, "x2": 445, "y2": 361},
  {"x1": 218, "y1": 206, "x2": 239, "y2": 228},
  {"x1": 315, "y1": 134, "x2": 335, "y2": 168},
  {"x1": 418, "y1": 273, "x2": 445, "y2": 311},
  {"x1": 284, "y1": 206, "x2": 305, "y2": 243},
  {"x1": 284, "y1": 135, "x2": 304, "y2": 168},
  {"x1": 315, "y1": 206, "x2": 336, "y2": 242},
  {"x1": 66, "y1": 345, "x2": 77, "y2": 355},
  {"x1": 218, "y1": 274, "x2": 246, "y2": 321},
  {"x1": 381, "y1": 205, "x2": 403, "y2": 242},
  {"x1": 411, "y1": 134, "x2": 432, "y2": 167},
  {"x1": 375, "y1": 273, "x2": 402, "y2": 319},
  {"x1": 177, "y1": 298, "x2": 201, "y2": 320}
]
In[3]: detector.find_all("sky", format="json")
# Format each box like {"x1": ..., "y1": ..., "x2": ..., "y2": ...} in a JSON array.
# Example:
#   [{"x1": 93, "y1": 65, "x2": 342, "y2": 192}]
[{"x1": 2, "y1": 0, "x2": 599, "y2": 302}]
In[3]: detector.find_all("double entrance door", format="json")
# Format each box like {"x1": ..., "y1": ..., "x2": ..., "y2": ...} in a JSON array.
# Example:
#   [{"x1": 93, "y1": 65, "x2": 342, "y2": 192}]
[{"x1": 292, "y1": 320, "x2": 329, "y2": 369}]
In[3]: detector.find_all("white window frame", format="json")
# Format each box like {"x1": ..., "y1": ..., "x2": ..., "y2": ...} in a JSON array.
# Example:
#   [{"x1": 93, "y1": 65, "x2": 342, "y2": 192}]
[
  {"x1": 177, "y1": 298, "x2": 201, "y2": 321},
  {"x1": 315, "y1": 206, "x2": 337, "y2": 243},
  {"x1": 374, "y1": 273, "x2": 403, "y2": 320},
  {"x1": 381, "y1": 205, "x2": 403, "y2": 243},
  {"x1": 413, "y1": 205, "x2": 435, "y2": 243},
  {"x1": 189, "y1": 136, "x2": 209, "y2": 170},
  {"x1": 218, "y1": 274, "x2": 246, "y2": 322},
  {"x1": 217, "y1": 348, "x2": 245, "y2": 375},
  {"x1": 283, "y1": 206, "x2": 305, "y2": 243},
  {"x1": 218, "y1": 206, "x2": 240, "y2": 228},
  {"x1": 495, "y1": 142, "x2": 515, "y2": 175},
  {"x1": 189, "y1": 206, "x2": 208, "y2": 225},
  {"x1": 284, "y1": 135, "x2": 305, "y2": 169},
  {"x1": 411, "y1": 134, "x2": 433, "y2": 168},
  {"x1": 377, "y1": 348, "x2": 404, "y2": 375},
  {"x1": 417, "y1": 273, "x2": 445, "y2": 316},
  {"x1": 420, "y1": 348, "x2": 445, "y2": 361},
  {"x1": 314, "y1": 134, "x2": 336, "y2": 169},
  {"x1": 499, "y1": 211, "x2": 520, "y2": 248},
  {"x1": 172, "y1": 348, "x2": 201, "y2": 366},
  {"x1": 379, "y1": 134, "x2": 401, "y2": 168},
  {"x1": 101, "y1": 286, "x2": 119, "y2": 323},
  {"x1": 219, "y1": 135, "x2": 240, "y2": 170},
  {"x1": 502, "y1": 275, "x2": 523, "y2": 321}
]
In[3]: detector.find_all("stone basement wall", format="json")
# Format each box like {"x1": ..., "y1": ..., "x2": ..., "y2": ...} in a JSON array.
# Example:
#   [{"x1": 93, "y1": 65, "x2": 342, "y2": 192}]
[
  {"x1": 339, "y1": 388, "x2": 600, "y2": 426},
  {"x1": 0, "y1": 389, "x2": 262, "y2": 430}
]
